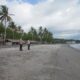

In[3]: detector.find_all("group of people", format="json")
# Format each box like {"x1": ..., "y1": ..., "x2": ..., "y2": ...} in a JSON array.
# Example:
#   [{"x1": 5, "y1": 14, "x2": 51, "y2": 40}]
[{"x1": 19, "y1": 39, "x2": 31, "y2": 51}]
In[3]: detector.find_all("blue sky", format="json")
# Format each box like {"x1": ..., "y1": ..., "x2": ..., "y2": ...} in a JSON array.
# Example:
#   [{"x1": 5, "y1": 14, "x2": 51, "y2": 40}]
[
  {"x1": 0, "y1": 0, "x2": 80, "y2": 40},
  {"x1": 7, "y1": 0, "x2": 44, "y2": 4},
  {"x1": 23, "y1": 0, "x2": 41, "y2": 4}
]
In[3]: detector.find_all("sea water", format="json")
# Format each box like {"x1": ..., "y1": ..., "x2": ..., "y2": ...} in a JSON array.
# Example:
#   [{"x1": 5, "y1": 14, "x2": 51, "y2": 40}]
[{"x1": 70, "y1": 44, "x2": 80, "y2": 50}]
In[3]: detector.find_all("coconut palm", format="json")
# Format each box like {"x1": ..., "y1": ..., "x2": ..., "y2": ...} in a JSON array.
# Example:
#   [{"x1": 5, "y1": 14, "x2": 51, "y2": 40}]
[
  {"x1": 38, "y1": 26, "x2": 43, "y2": 42},
  {"x1": 8, "y1": 21, "x2": 16, "y2": 40},
  {"x1": 17, "y1": 26, "x2": 24, "y2": 39},
  {"x1": 17, "y1": 26, "x2": 21, "y2": 31},
  {"x1": 43, "y1": 28, "x2": 48, "y2": 42},
  {"x1": 30, "y1": 27, "x2": 34, "y2": 40},
  {"x1": 29, "y1": 27, "x2": 38, "y2": 40},
  {"x1": 8, "y1": 21, "x2": 16, "y2": 29},
  {"x1": 21, "y1": 30, "x2": 24, "y2": 39},
  {"x1": 0, "y1": 5, "x2": 12, "y2": 43}
]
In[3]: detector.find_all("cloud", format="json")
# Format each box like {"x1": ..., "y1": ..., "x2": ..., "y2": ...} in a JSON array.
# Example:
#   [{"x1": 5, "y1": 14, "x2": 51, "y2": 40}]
[
  {"x1": 0, "y1": 0, "x2": 7, "y2": 5},
  {"x1": 0, "y1": 0, "x2": 80, "y2": 39},
  {"x1": 55, "y1": 31, "x2": 80, "y2": 39}
]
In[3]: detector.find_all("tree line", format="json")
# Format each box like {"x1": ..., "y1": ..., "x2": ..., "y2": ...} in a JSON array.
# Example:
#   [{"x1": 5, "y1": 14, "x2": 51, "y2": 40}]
[{"x1": 0, "y1": 5, "x2": 53, "y2": 43}]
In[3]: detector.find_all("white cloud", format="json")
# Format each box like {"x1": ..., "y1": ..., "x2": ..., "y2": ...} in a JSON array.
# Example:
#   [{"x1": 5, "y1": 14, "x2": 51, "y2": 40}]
[
  {"x1": 0, "y1": 0, "x2": 80, "y2": 39},
  {"x1": 55, "y1": 32, "x2": 80, "y2": 39},
  {"x1": 0, "y1": 0, "x2": 7, "y2": 5}
]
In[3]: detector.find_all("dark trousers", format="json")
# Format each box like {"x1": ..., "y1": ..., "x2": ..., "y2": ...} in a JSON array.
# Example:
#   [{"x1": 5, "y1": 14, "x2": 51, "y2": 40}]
[
  {"x1": 20, "y1": 44, "x2": 22, "y2": 51},
  {"x1": 28, "y1": 44, "x2": 30, "y2": 50}
]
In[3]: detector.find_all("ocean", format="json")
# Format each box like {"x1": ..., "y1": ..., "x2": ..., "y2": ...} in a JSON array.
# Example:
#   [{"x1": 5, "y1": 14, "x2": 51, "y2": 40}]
[{"x1": 70, "y1": 44, "x2": 80, "y2": 50}]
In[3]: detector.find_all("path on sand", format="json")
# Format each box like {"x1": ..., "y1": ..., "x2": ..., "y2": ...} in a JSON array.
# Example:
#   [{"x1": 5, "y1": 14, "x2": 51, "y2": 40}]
[{"x1": 0, "y1": 44, "x2": 80, "y2": 80}]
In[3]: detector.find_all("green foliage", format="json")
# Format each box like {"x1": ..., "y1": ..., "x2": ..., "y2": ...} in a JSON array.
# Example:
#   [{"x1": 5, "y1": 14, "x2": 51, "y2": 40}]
[
  {"x1": 0, "y1": 22, "x2": 4, "y2": 34},
  {"x1": 22, "y1": 33, "x2": 28, "y2": 40},
  {"x1": 38, "y1": 26, "x2": 43, "y2": 41},
  {"x1": 14, "y1": 32, "x2": 22, "y2": 39},
  {"x1": 27, "y1": 26, "x2": 54, "y2": 43},
  {"x1": 0, "y1": 5, "x2": 12, "y2": 22},
  {"x1": 0, "y1": 21, "x2": 54, "y2": 43},
  {"x1": 0, "y1": 5, "x2": 54, "y2": 43},
  {"x1": 8, "y1": 21, "x2": 16, "y2": 29},
  {"x1": 28, "y1": 27, "x2": 39, "y2": 40},
  {"x1": 6, "y1": 28, "x2": 13, "y2": 39},
  {"x1": 6, "y1": 27, "x2": 22, "y2": 39}
]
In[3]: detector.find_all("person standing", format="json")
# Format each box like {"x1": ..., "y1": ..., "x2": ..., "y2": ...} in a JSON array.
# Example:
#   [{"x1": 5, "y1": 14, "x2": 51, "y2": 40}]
[
  {"x1": 27, "y1": 40, "x2": 31, "y2": 50},
  {"x1": 19, "y1": 39, "x2": 23, "y2": 51}
]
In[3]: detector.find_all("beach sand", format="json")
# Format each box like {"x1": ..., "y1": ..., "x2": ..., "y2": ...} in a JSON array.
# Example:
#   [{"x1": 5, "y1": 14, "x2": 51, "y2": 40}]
[{"x1": 0, "y1": 44, "x2": 80, "y2": 80}]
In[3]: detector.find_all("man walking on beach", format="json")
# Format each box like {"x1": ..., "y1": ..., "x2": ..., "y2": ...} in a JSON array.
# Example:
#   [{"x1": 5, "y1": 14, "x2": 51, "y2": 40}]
[
  {"x1": 27, "y1": 40, "x2": 31, "y2": 50},
  {"x1": 19, "y1": 39, "x2": 23, "y2": 51}
]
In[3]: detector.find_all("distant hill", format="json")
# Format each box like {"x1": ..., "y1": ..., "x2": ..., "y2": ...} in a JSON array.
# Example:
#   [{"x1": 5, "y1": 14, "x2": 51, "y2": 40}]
[{"x1": 53, "y1": 38, "x2": 80, "y2": 44}]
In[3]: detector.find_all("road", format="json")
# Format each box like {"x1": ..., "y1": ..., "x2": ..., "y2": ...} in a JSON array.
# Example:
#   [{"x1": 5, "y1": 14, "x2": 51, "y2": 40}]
[{"x1": 0, "y1": 44, "x2": 80, "y2": 80}]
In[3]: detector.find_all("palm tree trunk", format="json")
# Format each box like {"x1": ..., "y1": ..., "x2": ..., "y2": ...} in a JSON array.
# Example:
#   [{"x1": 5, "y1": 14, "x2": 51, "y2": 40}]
[
  {"x1": 4, "y1": 18, "x2": 7, "y2": 44},
  {"x1": 32, "y1": 33, "x2": 33, "y2": 40},
  {"x1": 21, "y1": 32, "x2": 24, "y2": 39},
  {"x1": 13, "y1": 31, "x2": 14, "y2": 40}
]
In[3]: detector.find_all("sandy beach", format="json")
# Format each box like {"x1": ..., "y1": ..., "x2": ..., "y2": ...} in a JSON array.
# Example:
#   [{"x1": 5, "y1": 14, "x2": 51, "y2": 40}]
[{"x1": 0, "y1": 44, "x2": 80, "y2": 80}]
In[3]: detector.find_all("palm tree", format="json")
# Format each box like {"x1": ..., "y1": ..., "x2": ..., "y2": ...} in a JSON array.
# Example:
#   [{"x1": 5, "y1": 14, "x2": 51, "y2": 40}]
[
  {"x1": 30, "y1": 27, "x2": 34, "y2": 40},
  {"x1": 8, "y1": 21, "x2": 16, "y2": 40},
  {"x1": 17, "y1": 26, "x2": 21, "y2": 31},
  {"x1": 0, "y1": 22, "x2": 4, "y2": 34},
  {"x1": 0, "y1": 5, "x2": 12, "y2": 43},
  {"x1": 21, "y1": 30, "x2": 24, "y2": 39},
  {"x1": 29, "y1": 27, "x2": 38, "y2": 40},
  {"x1": 40, "y1": 27, "x2": 53, "y2": 43},
  {"x1": 43, "y1": 28, "x2": 48, "y2": 42},
  {"x1": 9, "y1": 21, "x2": 16, "y2": 29},
  {"x1": 38, "y1": 26, "x2": 43, "y2": 42},
  {"x1": 47, "y1": 32, "x2": 53, "y2": 43},
  {"x1": 17, "y1": 26, "x2": 24, "y2": 39}
]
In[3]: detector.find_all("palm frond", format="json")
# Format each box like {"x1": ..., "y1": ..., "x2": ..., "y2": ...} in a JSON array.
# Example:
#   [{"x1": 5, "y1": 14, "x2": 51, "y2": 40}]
[
  {"x1": 7, "y1": 16, "x2": 12, "y2": 21},
  {"x1": 0, "y1": 16, "x2": 5, "y2": 23},
  {"x1": 0, "y1": 16, "x2": 4, "y2": 20},
  {"x1": 9, "y1": 14, "x2": 14, "y2": 16},
  {"x1": 0, "y1": 12, "x2": 3, "y2": 15},
  {"x1": 1, "y1": 5, "x2": 8, "y2": 14}
]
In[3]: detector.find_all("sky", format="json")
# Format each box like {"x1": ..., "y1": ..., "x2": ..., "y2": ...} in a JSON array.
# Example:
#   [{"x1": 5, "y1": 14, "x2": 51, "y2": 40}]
[{"x1": 0, "y1": 0, "x2": 80, "y2": 40}]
